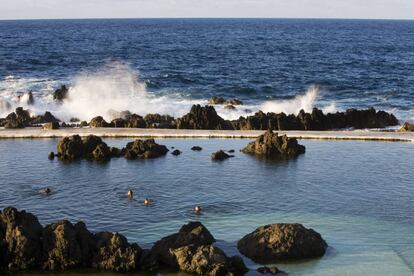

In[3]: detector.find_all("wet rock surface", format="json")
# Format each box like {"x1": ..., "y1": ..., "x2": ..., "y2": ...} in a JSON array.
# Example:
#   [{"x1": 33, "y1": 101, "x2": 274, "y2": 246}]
[
  {"x1": 53, "y1": 85, "x2": 69, "y2": 101},
  {"x1": 241, "y1": 130, "x2": 305, "y2": 159},
  {"x1": 238, "y1": 223, "x2": 327, "y2": 263}
]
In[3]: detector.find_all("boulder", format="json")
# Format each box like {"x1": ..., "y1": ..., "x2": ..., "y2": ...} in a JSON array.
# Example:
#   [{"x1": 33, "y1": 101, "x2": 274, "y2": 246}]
[
  {"x1": 124, "y1": 139, "x2": 168, "y2": 159},
  {"x1": 43, "y1": 122, "x2": 60, "y2": 130},
  {"x1": 149, "y1": 221, "x2": 215, "y2": 267},
  {"x1": 241, "y1": 130, "x2": 305, "y2": 158},
  {"x1": 92, "y1": 143, "x2": 112, "y2": 161},
  {"x1": 56, "y1": 135, "x2": 111, "y2": 161},
  {"x1": 3, "y1": 107, "x2": 31, "y2": 129},
  {"x1": 56, "y1": 135, "x2": 84, "y2": 160},
  {"x1": 399, "y1": 122, "x2": 414, "y2": 132},
  {"x1": 89, "y1": 116, "x2": 109, "y2": 128},
  {"x1": 0, "y1": 207, "x2": 43, "y2": 271},
  {"x1": 110, "y1": 118, "x2": 126, "y2": 128},
  {"x1": 53, "y1": 85, "x2": 69, "y2": 101},
  {"x1": 92, "y1": 232, "x2": 142, "y2": 272},
  {"x1": 32, "y1": 111, "x2": 60, "y2": 125},
  {"x1": 41, "y1": 220, "x2": 82, "y2": 270},
  {"x1": 172, "y1": 245, "x2": 248, "y2": 275},
  {"x1": 124, "y1": 114, "x2": 146, "y2": 128},
  {"x1": 176, "y1": 105, "x2": 234, "y2": 130},
  {"x1": 144, "y1": 114, "x2": 175, "y2": 128},
  {"x1": 191, "y1": 146, "x2": 203, "y2": 151},
  {"x1": 237, "y1": 223, "x2": 327, "y2": 263},
  {"x1": 211, "y1": 150, "x2": 233, "y2": 161}
]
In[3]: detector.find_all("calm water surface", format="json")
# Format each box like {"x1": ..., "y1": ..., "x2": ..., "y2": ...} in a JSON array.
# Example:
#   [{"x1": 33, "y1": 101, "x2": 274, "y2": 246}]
[{"x1": 0, "y1": 138, "x2": 414, "y2": 275}]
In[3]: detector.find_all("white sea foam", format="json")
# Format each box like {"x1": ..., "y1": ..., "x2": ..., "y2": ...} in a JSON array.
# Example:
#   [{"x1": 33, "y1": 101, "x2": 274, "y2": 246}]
[{"x1": 260, "y1": 85, "x2": 336, "y2": 115}]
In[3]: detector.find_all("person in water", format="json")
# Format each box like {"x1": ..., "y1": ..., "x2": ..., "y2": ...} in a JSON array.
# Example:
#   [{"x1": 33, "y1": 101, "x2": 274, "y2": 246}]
[
  {"x1": 127, "y1": 190, "x2": 133, "y2": 199},
  {"x1": 144, "y1": 198, "x2": 151, "y2": 206},
  {"x1": 39, "y1": 188, "x2": 51, "y2": 195},
  {"x1": 194, "y1": 206, "x2": 202, "y2": 214}
]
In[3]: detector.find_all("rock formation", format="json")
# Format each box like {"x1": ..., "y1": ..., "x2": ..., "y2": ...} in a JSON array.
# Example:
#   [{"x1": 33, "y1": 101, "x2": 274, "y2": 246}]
[
  {"x1": 241, "y1": 130, "x2": 305, "y2": 158},
  {"x1": 211, "y1": 150, "x2": 234, "y2": 160},
  {"x1": 237, "y1": 223, "x2": 327, "y2": 263}
]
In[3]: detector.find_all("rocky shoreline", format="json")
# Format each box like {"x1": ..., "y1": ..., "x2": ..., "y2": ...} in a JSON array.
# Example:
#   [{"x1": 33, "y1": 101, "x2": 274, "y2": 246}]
[
  {"x1": 0, "y1": 94, "x2": 402, "y2": 131},
  {"x1": 0, "y1": 207, "x2": 327, "y2": 275}
]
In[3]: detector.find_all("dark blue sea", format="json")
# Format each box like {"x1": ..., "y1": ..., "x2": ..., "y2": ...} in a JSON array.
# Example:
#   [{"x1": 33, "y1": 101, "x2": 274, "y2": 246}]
[{"x1": 0, "y1": 19, "x2": 413, "y2": 122}]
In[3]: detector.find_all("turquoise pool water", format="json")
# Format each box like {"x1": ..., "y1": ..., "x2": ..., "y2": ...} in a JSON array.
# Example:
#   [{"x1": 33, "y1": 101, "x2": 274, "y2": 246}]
[{"x1": 0, "y1": 138, "x2": 413, "y2": 275}]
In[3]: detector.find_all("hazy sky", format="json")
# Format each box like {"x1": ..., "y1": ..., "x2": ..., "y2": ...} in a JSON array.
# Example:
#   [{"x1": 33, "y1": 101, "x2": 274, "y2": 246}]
[{"x1": 1, "y1": 0, "x2": 414, "y2": 20}]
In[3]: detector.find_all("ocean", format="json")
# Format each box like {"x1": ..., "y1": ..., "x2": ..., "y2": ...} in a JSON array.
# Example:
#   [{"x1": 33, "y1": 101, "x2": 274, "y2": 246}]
[{"x1": 0, "y1": 19, "x2": 413, "y2": 122}]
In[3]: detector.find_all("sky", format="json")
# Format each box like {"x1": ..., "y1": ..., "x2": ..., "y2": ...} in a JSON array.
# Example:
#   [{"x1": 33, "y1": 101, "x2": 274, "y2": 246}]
[{"x1": 1, "y1": 0, "x2": 414, "y2": 20}]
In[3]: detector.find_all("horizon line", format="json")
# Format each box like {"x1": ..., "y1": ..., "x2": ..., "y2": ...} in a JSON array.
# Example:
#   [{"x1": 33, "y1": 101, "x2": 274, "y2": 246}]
[{"x1": 1, "y1": 17, "x2": 414, "y2": 22}]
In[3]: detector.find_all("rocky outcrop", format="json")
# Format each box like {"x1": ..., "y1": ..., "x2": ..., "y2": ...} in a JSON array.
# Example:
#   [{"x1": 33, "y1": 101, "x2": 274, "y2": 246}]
[
  {"x1": 89, "y1": 116, "x2": 109, "y2": 128},
  {"x1": 41, "y1": 220, "x2": 83, "y2": 270},
  {"x1": 176, "y1": 105, "x2": 234, "y2": 130},
  {"x1": 399, "y1": 122, "x2": 414, "y2": 132},
  {"x1": 3, "y1": 107, "x2": 31, "y2": 129},
  {"x1": 191, "y1": 146, "x2": 203, "y2": 151},
  {"x1": 55, "y1": 136, "x2": 168, "y2": 161},
  {"x1": 31, "y1": 111, "x2": 60, "y2": 125},
  {"x1": 92, "y1": 232, "x2": 142, "y2": 272},
  {"x1": 0, "y1": 207, "x2": 141, "y2": 273},
  {"x1": 57, "y1": 135, "x2": 111, "y2": 161},
  {"x1": 145, "y1": 221, "x2": 247, "y2": 275},
  {"x1": 124, "y1": 114, "x2": 146, "y2": 128},
  {"x1": 0, "y1": 207, "x2": 43, "y2": 271},
  {"x1": 211, "y1": 150, "x2": 234, "y2": 161},
  {"x1": 237, "y1": 223, "x2": 327, "y2": 263},
  {"x1": 124, "y1": 139, "x2": 169, "y2": 159},
  {"x1": 53, "y1": 85, "x2": 69, "y2": 101},
  {"x1": 235, "y1": 107, "x2": 398, "y2": 130},
  {"x1": 144, "y1": 114, "x2": 175, "y2": 128},
  {"x1": 172, "y1": 245, "x2": 248, "y2": 275},
  {"x1": 241, "y1": 130, "x2": 305, "y2": 159},
  {"x1": 171, "y1": 149, "x2": 182, "y2": 156}
]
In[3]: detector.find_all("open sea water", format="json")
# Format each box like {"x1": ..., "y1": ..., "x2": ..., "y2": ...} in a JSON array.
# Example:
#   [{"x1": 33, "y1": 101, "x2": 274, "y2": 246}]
[{"x1": 0, "y1": 19, "x2": 413, "y2": 122}]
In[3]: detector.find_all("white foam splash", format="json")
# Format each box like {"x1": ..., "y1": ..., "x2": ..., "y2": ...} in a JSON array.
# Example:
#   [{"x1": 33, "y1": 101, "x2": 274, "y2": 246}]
[{"x1": 261, "y1": 85, "x2": 319, "y2": 115}]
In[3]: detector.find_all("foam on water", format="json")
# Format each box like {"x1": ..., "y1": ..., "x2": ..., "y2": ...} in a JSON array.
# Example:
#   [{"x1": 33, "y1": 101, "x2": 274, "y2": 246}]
[{"x1": 0, "y1": 62, "x2": 413, "y2": 123}]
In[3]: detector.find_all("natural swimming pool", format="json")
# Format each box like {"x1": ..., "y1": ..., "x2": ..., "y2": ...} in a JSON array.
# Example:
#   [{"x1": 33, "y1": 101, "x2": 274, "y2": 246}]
[{"x1": 0, "y1": 138, "x2": 413, "y2": 275}]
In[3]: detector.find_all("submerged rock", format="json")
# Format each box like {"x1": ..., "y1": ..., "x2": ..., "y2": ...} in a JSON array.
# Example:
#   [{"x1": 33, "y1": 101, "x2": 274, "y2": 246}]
[
  {"x1": 399, "y1": 122, "x2": 414, "y2": 132},
  {"x1": 208, "y1": 96, "x2": 226, "y2": 105},
  {"x1": 171, "y1": 149, "x2": 182, "y2": 156},
  {"x1": 176, "y1": 105, "x2": 233, "y2": 130},
  {"x1": 257, "y1": 266, "x2": 286, "y2": 275},
  {"x1": 124, "y1": 139, "x2": 169, "y2": 159},
  {"x1": 237, "y1": 223, "x2": 327, "y2": 263},
  {"x1": 191, "y1": 146, "x2": 203, "y2": 151},
  {"x1": 211, "y1": 150, "x2": 234, "y2": 161},
  {"x1": 241, "y1": 130, "x2": 305, "y2": 158}
]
